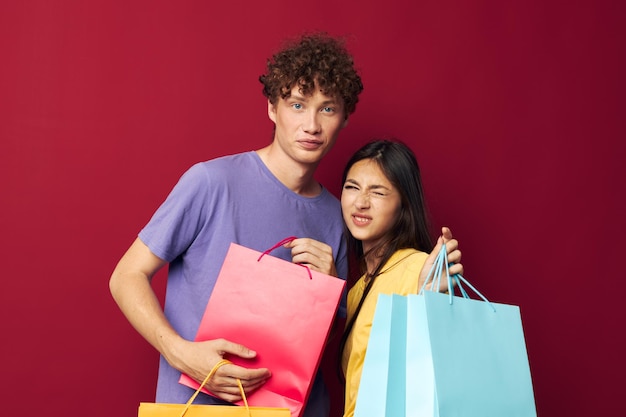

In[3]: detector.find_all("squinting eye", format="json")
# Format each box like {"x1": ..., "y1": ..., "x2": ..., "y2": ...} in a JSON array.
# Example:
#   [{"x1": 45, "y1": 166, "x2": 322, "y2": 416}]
[{"x1": 322, "y1": 107, "x2": 334, "y2": 113}]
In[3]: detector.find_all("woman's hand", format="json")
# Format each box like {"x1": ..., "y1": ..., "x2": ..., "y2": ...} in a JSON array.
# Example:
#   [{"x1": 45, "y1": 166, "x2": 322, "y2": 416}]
[{"x1": 418, "y1": 226, "x2": 463, "y2": 292}]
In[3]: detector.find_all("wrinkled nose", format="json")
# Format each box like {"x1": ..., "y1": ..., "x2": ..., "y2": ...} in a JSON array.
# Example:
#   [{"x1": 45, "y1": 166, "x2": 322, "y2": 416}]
[{"x1": 355, "y1": 193, "x2": 370, "y2": 209}]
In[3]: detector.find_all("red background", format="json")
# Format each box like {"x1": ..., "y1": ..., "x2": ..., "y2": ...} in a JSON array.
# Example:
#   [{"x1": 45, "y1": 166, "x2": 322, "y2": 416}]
[{"x1": 1, "y1": 1, "x2": 624, "y2": 416}]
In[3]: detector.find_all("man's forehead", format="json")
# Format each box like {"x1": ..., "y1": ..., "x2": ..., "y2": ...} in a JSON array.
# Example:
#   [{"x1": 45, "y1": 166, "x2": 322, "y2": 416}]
[{"x1": 288, "y1": 86, "x2": 341, "y2": 103}]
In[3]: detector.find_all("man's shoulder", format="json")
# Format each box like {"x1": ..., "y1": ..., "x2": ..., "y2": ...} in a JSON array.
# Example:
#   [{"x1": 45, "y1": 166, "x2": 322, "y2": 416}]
[
  {"x1": 186, "y1": 151, "x2": 256, "y2": 176},
  {"x1": 200, "y1": 150, "x2": 255, "y2": 167}
]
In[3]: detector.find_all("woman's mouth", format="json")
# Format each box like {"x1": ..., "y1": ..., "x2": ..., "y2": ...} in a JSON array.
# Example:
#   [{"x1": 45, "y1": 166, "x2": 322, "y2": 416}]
[{"x1": 352, "y1": 215, "x2": 371, "y2": 226}]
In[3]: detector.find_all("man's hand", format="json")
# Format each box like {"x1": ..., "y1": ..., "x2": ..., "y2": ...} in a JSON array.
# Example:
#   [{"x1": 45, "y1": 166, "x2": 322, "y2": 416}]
[
  {"x1": 284, "y1": 237, "x2": 338, "y2": 277},
  {"x1": 172, "y1": 338, "x2": 271, "y2": 402}
]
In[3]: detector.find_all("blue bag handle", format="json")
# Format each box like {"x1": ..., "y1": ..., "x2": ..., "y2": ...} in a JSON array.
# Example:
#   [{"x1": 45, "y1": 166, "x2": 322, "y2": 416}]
[{"x1": 419, "y1": 243, "x2": 496, "y2": 312}]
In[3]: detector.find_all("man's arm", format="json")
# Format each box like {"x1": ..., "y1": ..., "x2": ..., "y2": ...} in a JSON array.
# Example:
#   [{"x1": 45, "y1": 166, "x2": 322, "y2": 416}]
[{"x1": 109, "y1": 237, "x2": 271, "y2": 401}]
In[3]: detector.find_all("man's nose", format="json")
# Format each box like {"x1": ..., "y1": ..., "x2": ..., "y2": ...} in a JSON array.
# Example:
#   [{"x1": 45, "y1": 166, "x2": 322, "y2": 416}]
[{"x1": 303, "y1": 111, "x2": 321, "y2": 133}]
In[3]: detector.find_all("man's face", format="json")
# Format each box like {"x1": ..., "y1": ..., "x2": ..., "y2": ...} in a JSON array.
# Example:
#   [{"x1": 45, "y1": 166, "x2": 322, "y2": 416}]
[{"x1": 268, "y1": 84, "x2": 348, "y2": 167}]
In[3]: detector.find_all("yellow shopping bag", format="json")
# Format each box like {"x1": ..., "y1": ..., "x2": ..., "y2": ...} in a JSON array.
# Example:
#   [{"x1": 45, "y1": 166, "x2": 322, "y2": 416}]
[{"x1": 139, "y1": 360, "x2": 291, "y2": 417}]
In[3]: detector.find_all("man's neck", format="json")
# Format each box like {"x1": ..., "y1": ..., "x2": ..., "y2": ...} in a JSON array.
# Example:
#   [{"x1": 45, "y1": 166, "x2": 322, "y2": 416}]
[{"x1": 255, "y1": 145, "x2": 322, "y2": 197}]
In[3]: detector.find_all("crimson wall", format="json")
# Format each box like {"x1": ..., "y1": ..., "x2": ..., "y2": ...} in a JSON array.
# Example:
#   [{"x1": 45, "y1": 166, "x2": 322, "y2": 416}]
[{"x1": 1, "y1": 1, "x2": 624, "y2": 416}]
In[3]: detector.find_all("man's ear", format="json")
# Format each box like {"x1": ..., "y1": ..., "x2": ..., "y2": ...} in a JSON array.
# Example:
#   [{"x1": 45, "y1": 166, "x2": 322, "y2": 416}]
[
  {"x1": 341, "y1": 115, "x2": 349, "y2": 129},
  {"x1": 267, "y1": 100, "x2": 277, "y2": 123}
]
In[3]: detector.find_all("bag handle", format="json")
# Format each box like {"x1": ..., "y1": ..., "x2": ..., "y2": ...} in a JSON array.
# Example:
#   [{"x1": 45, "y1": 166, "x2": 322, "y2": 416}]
[
  {"x1": 256, "y1": 236, "x2": 313, "y2": 280},
  {"x1": 180, "y1": 359, "x2": 252, "y2": 417},
  {"x1": 419, "y1": 243, "x2": 496, "y2": 312}
]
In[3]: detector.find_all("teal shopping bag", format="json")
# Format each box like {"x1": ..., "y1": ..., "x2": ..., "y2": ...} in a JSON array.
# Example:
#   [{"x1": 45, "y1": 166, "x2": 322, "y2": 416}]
[
  {"x1": 353, "y1": 294, "x2": 416, "y2": 417},
  {"x1": 354, "y1": 293, "x2": 438, "y2": 417},
  {"x1": 417, "y1": 291, "x2": 536, "y2": 417},
  {"x1": 355, "y1": 244, "x2": 537, "y2": 417}
]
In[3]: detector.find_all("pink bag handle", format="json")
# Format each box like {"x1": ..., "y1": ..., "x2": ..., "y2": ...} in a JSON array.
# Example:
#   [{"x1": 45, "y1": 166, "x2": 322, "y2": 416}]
[{"x1": 257, "y1": 236, "x2": 313, "y2": 280}]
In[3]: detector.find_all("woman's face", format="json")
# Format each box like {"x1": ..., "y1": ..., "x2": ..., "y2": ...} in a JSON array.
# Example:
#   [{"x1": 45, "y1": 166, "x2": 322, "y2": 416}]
[{"x1": 341, "y1": 159, "x2": 402, "y2": 254}]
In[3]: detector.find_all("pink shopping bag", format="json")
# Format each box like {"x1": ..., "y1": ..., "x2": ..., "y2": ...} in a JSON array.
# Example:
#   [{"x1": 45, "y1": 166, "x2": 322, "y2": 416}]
[{"x1": 179, "y1": 238, "x2": 346, "y2": 417}]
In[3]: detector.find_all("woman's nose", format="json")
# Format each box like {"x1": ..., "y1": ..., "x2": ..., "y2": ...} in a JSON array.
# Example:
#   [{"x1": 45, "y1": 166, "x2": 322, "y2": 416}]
[{"x1": 355, "y1": 193, "x2": 370, "y2": 209}]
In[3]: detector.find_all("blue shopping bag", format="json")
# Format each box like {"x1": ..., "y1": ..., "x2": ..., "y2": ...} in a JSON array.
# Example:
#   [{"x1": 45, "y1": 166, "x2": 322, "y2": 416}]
[
  {"x1": 354, "y1": 293, "x2": 437, "y2": 417},
  {"x1": 355, "y1": 245, "x2": 537, "y2": 417}
]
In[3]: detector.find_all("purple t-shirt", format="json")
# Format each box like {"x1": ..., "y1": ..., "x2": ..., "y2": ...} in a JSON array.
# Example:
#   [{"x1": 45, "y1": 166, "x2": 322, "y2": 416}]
[{"x1": 138, "y1": 151, "x2": 347, "y2": 415}]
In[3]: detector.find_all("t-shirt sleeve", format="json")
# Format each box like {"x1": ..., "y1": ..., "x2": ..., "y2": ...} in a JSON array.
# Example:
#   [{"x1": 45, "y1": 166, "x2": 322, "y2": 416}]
[{"x1": 138, "y1": 163, "x2": 211, "y2": 262}]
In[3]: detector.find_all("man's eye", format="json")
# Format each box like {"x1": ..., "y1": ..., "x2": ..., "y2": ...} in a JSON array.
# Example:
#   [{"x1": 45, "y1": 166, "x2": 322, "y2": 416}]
[
  {"x1": 292, "y1": 103, "x2": 303, "y2": 110},
  {"x1": 322, "y1": 107, "x2": 334, "y2": 113}
]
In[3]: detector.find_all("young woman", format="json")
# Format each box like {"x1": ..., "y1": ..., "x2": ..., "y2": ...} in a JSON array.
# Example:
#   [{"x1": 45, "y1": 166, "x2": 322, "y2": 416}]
[{"x1": 339, "y1": 139, "x2": 463, "y2": 417}]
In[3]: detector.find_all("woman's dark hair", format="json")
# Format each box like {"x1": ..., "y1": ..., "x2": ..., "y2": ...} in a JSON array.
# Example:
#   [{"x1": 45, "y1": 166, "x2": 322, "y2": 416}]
[
  {"x1": 342, "y1": 139, "x2": 433, "y2": 272},
  {"x1": 259, "y1": 32, "x2": 363, "y2": 115},
  {"x1": 337, "y1": 139, "x2": 433, "y2": 382}
]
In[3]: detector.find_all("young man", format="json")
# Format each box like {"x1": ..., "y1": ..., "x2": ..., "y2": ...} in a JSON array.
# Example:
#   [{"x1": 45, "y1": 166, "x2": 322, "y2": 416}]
[{"x1": 109, "y1": 33, "x2": 363, "y2": 416}]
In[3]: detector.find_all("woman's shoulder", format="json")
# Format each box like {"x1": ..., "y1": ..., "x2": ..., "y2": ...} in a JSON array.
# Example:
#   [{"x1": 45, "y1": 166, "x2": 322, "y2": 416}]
[
  {"x1": 388, "y1": 248, "x2": 428, "y2": 270},
  {"x1": 373, "y1": 248, "x2": 429, "y2": 294}
]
